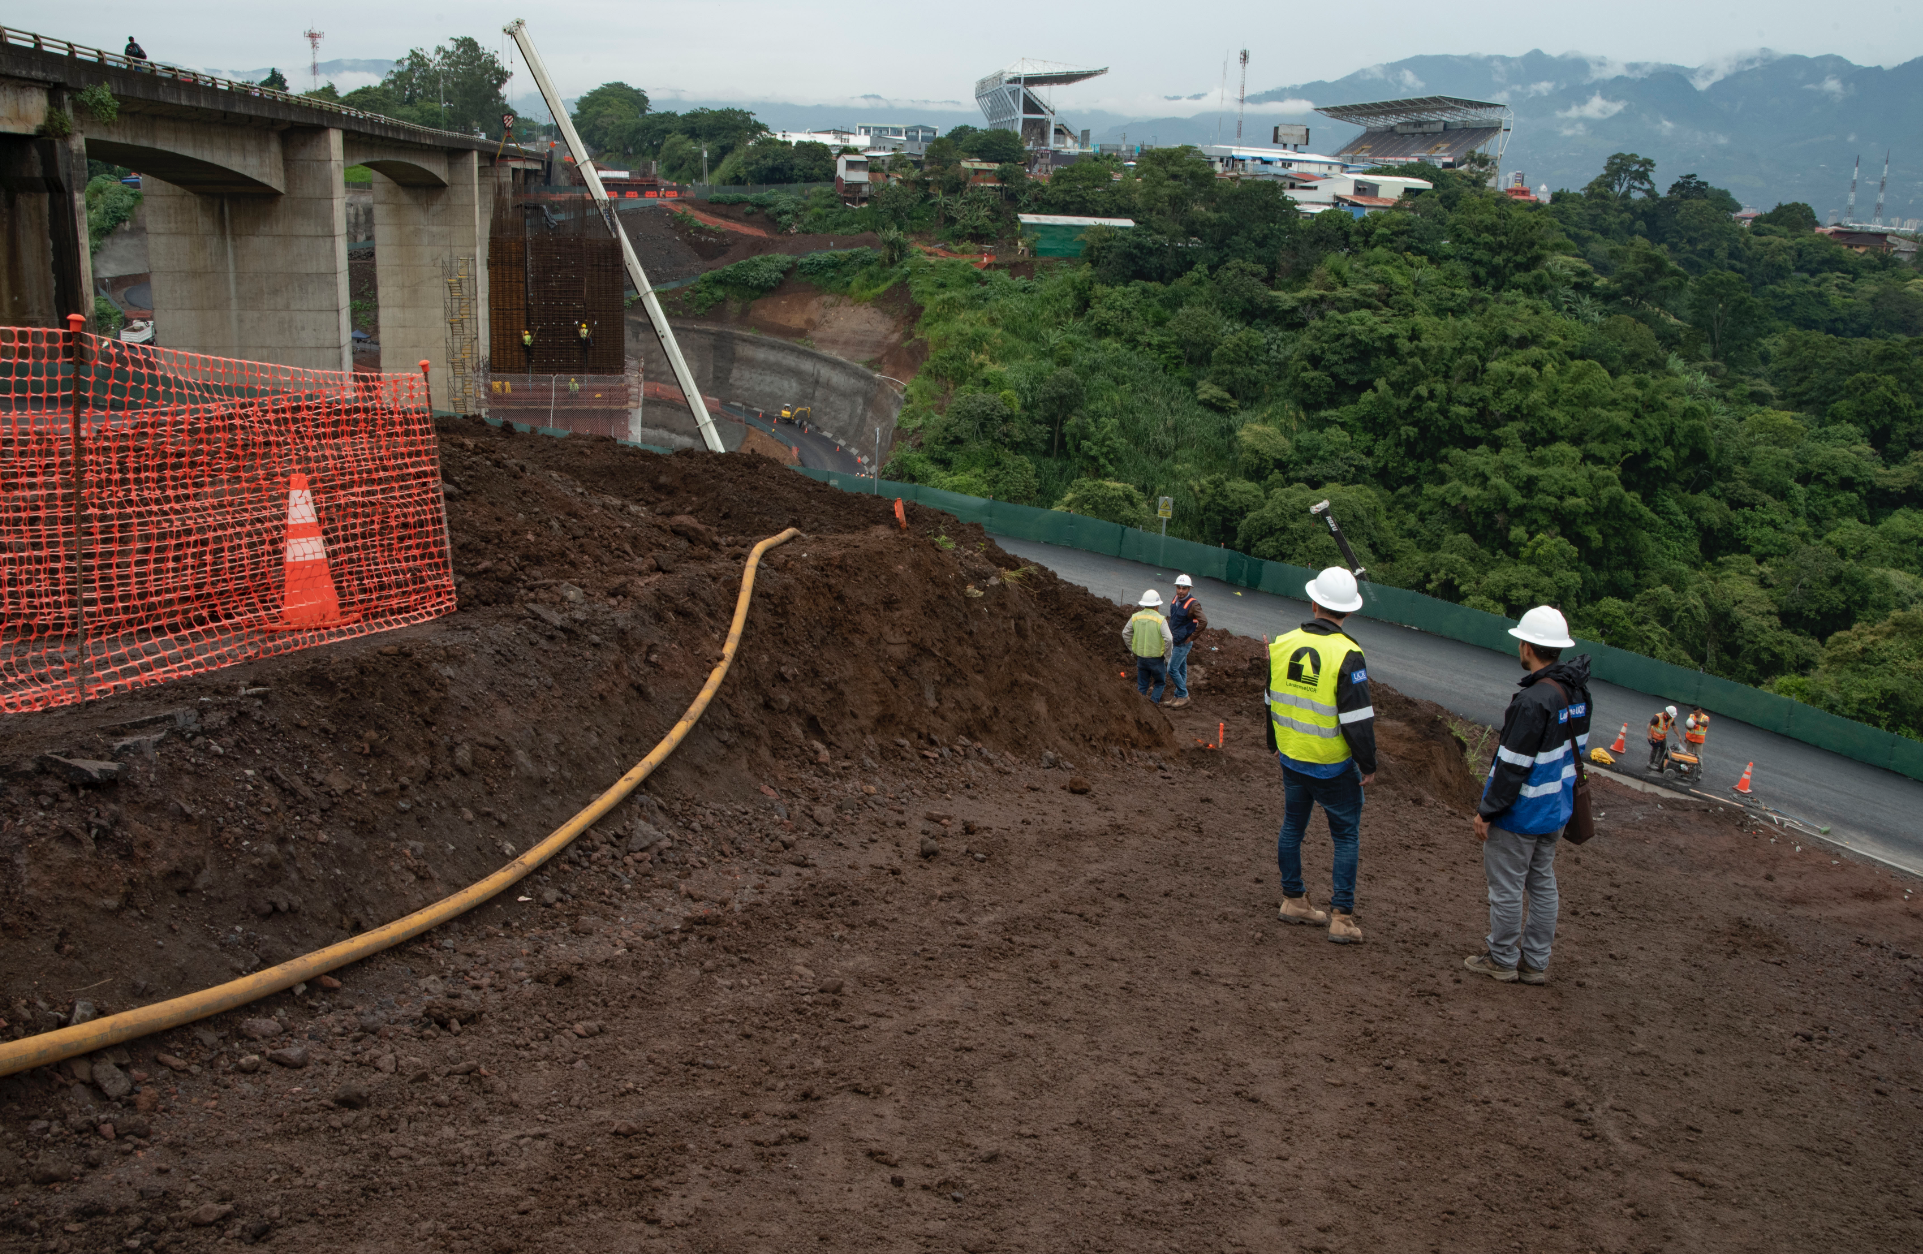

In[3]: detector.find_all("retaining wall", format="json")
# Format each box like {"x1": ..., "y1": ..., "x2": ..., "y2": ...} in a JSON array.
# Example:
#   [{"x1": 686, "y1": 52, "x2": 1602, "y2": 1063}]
[{"x1": 627, "y1": 318, "x2": 901, "y2": 455}]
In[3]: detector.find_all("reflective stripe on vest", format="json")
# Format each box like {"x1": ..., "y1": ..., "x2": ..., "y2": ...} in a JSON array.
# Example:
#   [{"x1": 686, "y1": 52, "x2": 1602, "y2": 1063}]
[
  {"x1": 1128, "y1": 611, "x2": 1164, "y2": 657},
  {"x1": 1266, "y1": 628, "x2": 1357, "y2": 765}
]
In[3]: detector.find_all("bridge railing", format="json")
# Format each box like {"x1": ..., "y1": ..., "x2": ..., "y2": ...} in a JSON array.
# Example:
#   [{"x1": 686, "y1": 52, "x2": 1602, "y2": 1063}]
[{"x1": 1, "y1": 25, "x2": 530, "y2": 153}]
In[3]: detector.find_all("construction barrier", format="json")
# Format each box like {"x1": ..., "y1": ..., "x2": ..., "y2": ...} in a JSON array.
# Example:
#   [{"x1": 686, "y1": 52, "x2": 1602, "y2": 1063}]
[
  {"x1": 789, "y1": 467, "x2": 1923, "y2": 785},
  {"x1": 0, "y1": 323, "x2": 456, "y2": 713}
]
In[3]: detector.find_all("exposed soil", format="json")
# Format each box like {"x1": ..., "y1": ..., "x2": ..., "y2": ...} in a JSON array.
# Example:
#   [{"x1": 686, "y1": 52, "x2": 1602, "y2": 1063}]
[
  {"x1": 1, "y1": 426, "x2": 1919, "y2": 1253},
  {"x1": 667, "y1": 278, "x2": 925, "y2": 379}
]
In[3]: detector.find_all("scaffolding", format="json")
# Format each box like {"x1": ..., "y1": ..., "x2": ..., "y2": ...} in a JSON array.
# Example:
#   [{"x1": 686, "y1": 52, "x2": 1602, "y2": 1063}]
[{"x1": 442, "y1": 255, "x2": 481, "y2": 416}]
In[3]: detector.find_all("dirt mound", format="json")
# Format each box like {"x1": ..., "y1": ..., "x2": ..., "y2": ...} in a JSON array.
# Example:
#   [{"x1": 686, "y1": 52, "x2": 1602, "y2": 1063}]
[{"x1": 2, "y1": 422, "x2": 1918, "y2": 1252}]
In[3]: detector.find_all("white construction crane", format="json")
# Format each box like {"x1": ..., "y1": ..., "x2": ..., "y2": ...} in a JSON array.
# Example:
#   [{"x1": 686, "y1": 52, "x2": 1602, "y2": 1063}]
[{"x1": 504, "y1": 19, "x2": 723, "y2": 453}]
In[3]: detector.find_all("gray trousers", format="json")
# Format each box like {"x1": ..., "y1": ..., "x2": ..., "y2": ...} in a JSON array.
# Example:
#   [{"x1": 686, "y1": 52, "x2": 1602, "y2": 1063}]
[{"x1": 1483, "y1": 824, "x2": 1561, "y2": 970}]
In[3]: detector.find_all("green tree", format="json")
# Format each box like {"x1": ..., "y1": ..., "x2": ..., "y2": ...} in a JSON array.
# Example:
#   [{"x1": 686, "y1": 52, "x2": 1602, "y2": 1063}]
[
  {"x1": 1687, "y1": 270, "x2": 1770, "y2": 361},
  {"x1": 1585, "y1": 153, "x2": 1658, "y2": 201},
  {"x1": 362, "y1": 36, "x2": 512, "y2": 136},
  {"x1": 258, "y1": 68, "x2": 289, "y2": 92},
  {"x1": 961, "y1": 128, "x2": 1025, "y2": 164},
  {"x1": 572, "y1": 82, "x2": 650, "y2": 157},
  {"x1": 1058, "y1": 480, "x2": 1151, "y2": 529}
]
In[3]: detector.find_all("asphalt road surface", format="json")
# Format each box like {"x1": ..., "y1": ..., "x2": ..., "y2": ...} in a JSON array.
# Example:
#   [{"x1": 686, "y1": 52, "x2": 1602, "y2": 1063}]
[
  {"x1": 994, "y1": 536, "x2": 1923, "y2": 877},
  {"x1": 723, "y1": 403, "x2": 865, "y2": 476}
]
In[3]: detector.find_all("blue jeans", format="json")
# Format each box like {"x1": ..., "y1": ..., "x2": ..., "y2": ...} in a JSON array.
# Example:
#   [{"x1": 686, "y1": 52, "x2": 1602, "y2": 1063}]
[
  {"x1": 1277, "y1": 761, "x2": 1363, "y2": 913},
  {"x1": 1135, "y1": 656, "x2": 1167, "y2": 702},
  {"x1": 1168, "y1": 641, "x2": 1192, "y2": 698}
]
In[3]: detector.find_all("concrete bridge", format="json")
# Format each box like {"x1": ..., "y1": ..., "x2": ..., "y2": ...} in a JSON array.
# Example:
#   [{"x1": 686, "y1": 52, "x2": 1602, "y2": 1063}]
[{"x1": 0, "y1": 27, "x2": 539, "y2": 395}]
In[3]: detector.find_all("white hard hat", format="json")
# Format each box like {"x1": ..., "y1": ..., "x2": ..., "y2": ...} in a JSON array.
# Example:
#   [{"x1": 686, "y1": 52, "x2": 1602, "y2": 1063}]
[
  {"x1": 1174, "y1": 574, "x2": 1192, "y2": 587},
  {"x1": 1304, "y1": 566, "x2": 1363, "y2": 614},
  {"x1": 1139, "y1": 589, "x2": 1162, "y2": 607},
  {"x1": 1666, "y1": 705, "x2": 1678, "y2": 719},
  {"x1": 1508, "y1": 605, "x2": 1575, "y2": 649}
]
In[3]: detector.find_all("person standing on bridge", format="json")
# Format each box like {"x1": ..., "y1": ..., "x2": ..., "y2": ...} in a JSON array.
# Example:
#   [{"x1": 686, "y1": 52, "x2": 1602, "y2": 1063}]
[
  {"x1": 1465, "y1": 606, "x2": 1591, "y2": 985},
  {"x1": 124, "y1": 37, "x2": 149, "y2": 62},
  {"x1": 1123, "y1": 590, "x2": 1174, "y2": 704},
  {"x1": 1268, "y1": 567, "x2": 1376, "y2": 945},
  {"x1": 1164, "y1": 575, "x2": 1206, "y2": 709}
]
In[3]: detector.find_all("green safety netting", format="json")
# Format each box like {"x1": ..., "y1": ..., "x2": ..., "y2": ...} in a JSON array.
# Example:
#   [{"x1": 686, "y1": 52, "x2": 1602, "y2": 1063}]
[{"x1": 797, "y1": 467, "x2": 1923, "y2": 783}]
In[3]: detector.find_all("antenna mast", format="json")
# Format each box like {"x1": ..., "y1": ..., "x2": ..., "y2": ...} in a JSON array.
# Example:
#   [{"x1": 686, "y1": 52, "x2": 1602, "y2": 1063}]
[
  {"x1": 1235, "y1": 50, "x2": 1249, "y2": 142},
  {"x1": 1215, "y1": 53, "x2": 1228, "y2": 146},
  {"x1": 303, "y1": 28, "x2": 324, "y2": 92},
  {"x1": 1846, "y1": 154, "x2": 1860, "y2": 223},
  {"x1": 1873, "y1": 150, "x2": 1889, "y2": 224}
]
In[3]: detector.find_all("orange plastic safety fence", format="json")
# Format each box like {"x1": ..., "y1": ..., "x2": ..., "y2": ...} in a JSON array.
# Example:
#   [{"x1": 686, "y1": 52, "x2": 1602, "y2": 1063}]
[{"x1": 0, "y1": 325, "x2": 456, "y2": 713}]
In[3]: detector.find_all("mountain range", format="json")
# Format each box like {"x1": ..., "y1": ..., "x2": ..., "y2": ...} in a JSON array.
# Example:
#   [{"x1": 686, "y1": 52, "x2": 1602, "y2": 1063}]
[{"x1": 1243, "y1": 50, "x2": 1923, "y2": 221}]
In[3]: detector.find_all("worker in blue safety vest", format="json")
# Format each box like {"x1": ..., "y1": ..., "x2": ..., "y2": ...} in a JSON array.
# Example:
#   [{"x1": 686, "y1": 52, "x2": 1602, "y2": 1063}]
[{"x1": 1267, "y1": 567, "x2": 1377, "y2": 945}]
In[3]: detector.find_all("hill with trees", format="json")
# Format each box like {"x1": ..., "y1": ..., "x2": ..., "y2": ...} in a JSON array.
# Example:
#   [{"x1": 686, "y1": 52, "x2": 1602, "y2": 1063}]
[{"x1": 702, "y1": 146, "x2": 1919, "y2": 737}]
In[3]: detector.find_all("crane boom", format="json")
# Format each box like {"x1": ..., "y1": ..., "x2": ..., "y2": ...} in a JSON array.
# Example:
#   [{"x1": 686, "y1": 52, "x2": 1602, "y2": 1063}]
[{"x1": 504, "y1": 18, "x2": 723, "y2": 453}]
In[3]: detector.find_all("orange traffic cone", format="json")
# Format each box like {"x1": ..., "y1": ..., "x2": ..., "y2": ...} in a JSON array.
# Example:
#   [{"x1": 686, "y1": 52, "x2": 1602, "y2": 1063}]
[
  {"x1": 1610, "y1": 722, "x2": 1627, "y2": 753},
  {"x1": 265, "y1": 473, "x2": 357, "y2": 631},
  {"x1": 894, "y1": 498, "x2": 908, "y2": 531},
  {"x1": 1732, "y1": 762, "x2": 1754, "y2": 795}
]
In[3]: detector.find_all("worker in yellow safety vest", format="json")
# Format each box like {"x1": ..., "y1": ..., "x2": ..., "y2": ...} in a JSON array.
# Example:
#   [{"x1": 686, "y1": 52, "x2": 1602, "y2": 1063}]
[
  {"x1": 1121, "y1": 590, "x2": 1174, "y2": 704},
  {"x1": 1682, "y1": 707, "x2": 1709, "y2": 762},
  {"x1": 1646, "y1": 705, "x2": 1677, "y2": 770},
  {"x1": 521, "y1": 329, "x2": 534, "y2": 350},
  {"x1": 1267, "y1": 567, "x2": 1377, "y2": 945}
]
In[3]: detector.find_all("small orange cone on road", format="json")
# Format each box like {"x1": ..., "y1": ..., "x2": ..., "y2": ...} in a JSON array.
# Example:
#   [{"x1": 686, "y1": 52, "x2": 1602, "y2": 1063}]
[
  {"x1": 894, "y1": 497, "x2": 907, "y2": 531},
  {"x1": 1610, "y1": 722, "x2": 1627, "y2": 753},
  {"x1": 266, "y1": 473, "x2": 358, "y2": 631},
  {"x1": 1732, "y1": 762, "x2": 1754, "y2": 795}
]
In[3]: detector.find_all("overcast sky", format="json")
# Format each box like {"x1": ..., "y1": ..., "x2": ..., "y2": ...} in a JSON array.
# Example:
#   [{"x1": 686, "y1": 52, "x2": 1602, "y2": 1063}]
[{"x1": 62, "y1": 1, "x2": 1923, "y2": 115}]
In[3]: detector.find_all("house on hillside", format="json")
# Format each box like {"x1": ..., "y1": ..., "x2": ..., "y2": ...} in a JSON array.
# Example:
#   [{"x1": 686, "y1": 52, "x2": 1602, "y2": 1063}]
[{"x1": 836, "y1": 154, "x2": 869, "y2": 201}]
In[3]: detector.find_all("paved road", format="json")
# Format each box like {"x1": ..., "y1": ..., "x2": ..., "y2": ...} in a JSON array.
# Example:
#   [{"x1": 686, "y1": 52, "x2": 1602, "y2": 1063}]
[
  {"x1": 995, "y1": 537, "x2": 1923, "y2": 877},
  {"x1": 722, "y1": 403, "x2": 865, "y2": 476}
]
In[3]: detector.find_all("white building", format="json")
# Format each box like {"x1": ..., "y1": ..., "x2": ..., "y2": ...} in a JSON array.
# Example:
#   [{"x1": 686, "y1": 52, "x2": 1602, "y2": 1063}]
[
  {"x1": 769, "y1": 129, "x2": 862, "y2": 148},
  {"x1": 1199, "y1": 144, "x2": 1352, "y2": 180},
  {"x1": 835, "y1": 153, "x2": 870, "y2": 199}
]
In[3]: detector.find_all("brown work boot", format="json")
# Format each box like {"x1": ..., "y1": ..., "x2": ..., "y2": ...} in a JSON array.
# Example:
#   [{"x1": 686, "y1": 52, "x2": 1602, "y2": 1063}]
[
  {"x1": 1464, "y1": 953, "x2": 1519, "y2": 982},
  {"x1": 1277, "y1": 895, "x2": 1328, "y2": 926},
  {"x1": 1519, "y1": 962, "x2": 1548, "y2": 986},
  {"x1": 1165, "y1": 697, "x2": 1191, "y2": 709},
  {"x1": 1327, "y1": 910, "x2": 1363, "y2": 944}
]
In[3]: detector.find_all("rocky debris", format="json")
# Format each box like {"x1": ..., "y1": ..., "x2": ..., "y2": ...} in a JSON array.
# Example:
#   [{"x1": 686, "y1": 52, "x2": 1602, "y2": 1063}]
[
  {"x1": 239, "y1": 1018, "x2": 283, "y2": 1041},
  {"x1": 920, "y1": 837, "x2": 940, "y2": 858},
  {"x1": 37, "y1": 754, "x2": 121, "y2": 785},
  {"x1": 186, "y1": 1202, "x2": 234, "y2": 1227},
  {"x1": 69, "y1": 1000, "x2": 98, "y2": 1024},
  {"x1": 90, "y1": 1061, "x2": 131, "y2": 1099},
  {"x1": 31, "y1": 1158, "x2": 76, "y2": 1185},
  {"x1": 335, "y1": 1085, "x2": 369, "y2": 1109},
  {"x1": 154, "y1": 1053, "x2": 189, "y2": 1072},
  {"x1": 611, "y1": 1120, "x2": 644, "y2": 1137},
  {"x1": 666, "y1": 515, "x2": 719, "y2": 548},
  {"x1": 237, "y1": 1055, "x2": 262, "y2": 1073},
  {"x1": 626, "y1": 821, "x2": 667, "y2": 853},
  {"x1": 265, "y1": 1045, "x2": 309, "y2": 1069},
  {"x1": 1067, "y1": 777, "x2": 1092, "y2": 795},
  {"x1": 818, "y1": 977, "x2": 845, "y2": 994}
]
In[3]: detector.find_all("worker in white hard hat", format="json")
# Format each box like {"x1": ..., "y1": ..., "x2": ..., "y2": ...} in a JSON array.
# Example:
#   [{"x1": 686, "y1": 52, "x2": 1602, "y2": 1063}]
[
  {"x1": 1121, "y1": 589, "x2": 1175, "y2": 704},
  {"x1": 1465, "y1": 605, "x2": 1591, "y2": 986},
  {"x1": 1164, "y1": 574, "x2": 1206, "y2": 709},
  {"x1": 1267, "y1": 567, "x2": 1376, "y2": 945},
  {"x1": 1646, "y1": 704, "x2": 1679, "y2": 771}
]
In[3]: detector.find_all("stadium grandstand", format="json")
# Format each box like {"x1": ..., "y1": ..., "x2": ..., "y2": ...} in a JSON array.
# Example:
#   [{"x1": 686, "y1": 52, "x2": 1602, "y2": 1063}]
[
  {"x1": 1314, "y1": 96, "x2": 1513, "y2": 180},
  {"x1": 975, "y1": 59, "x2": 1108, "y2": 151}
]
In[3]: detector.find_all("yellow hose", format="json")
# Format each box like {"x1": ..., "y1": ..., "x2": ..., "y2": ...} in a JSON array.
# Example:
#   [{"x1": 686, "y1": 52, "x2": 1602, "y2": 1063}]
[{"x1": 0, "y1": 527, "x2": 802, "y2": 1079}]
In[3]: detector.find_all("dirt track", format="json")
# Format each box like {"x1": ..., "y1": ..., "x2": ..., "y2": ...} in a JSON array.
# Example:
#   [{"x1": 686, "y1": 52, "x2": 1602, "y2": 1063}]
[{"x1": 1, "y1": 424, "x2": 1919, "y2": 1253}]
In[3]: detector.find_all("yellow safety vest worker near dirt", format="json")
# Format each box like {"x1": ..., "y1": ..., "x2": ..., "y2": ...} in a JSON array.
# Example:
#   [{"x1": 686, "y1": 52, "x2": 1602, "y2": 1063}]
[
  {"x1": 1266, "y1": 623, "x2": 1370, "y2": 767},
  {"x1": 1127, "y1": 608, "x2": 1169, "y2": 657}
]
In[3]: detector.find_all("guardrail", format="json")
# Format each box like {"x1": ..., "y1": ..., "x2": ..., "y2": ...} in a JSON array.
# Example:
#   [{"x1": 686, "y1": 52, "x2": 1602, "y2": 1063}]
[
  {"x1": 1, "y1": 25, "x2": 529, "y2": 154},
  {"x1": 788, "y1": 468, "x2": 1923, "y2": 785}
]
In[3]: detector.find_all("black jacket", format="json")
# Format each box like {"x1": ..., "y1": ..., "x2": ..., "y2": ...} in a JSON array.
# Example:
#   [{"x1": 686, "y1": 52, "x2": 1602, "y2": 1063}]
[
  {"x1": 1264, "y1": 619, "x2": 1377, "y2": 775},
  {"x1": 1478, "y1": 655, "x2": 1593, "y2": 833}
]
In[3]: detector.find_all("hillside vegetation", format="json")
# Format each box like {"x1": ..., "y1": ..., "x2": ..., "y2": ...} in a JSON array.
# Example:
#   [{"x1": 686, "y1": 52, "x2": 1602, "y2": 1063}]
[{"x1": 843, "y1": 150, "x2": 1919, "y2": 737}]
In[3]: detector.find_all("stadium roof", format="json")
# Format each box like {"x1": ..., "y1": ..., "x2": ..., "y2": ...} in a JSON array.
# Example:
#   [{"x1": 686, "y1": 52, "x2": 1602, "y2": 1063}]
[
  {"x1": 1315, "y1": 96, "x2": 1510, "y2": 129},
  {"x1": 989, "y1": 59, "x2": 1108, "y2": 88}
]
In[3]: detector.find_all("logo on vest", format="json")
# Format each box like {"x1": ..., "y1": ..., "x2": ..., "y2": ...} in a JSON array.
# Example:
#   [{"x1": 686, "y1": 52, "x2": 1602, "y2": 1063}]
[{"x1": 1286, "y1": 647, "x2": 1321, "y2": 686}]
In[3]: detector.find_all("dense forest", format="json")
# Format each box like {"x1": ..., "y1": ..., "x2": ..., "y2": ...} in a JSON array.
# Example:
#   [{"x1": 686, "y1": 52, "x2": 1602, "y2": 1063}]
[{"x1": 677, "y1": 143, "x2": 1921, "y2": 738}]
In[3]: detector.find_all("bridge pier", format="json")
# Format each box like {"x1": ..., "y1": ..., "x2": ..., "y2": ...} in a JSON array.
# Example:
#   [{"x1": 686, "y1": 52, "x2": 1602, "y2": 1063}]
[
  {"x1": 143, "y1": 127, "x2": 351, "y2": 371},
  {"x1": 372, "y1": 150, "x2": 496, "y2": 407},
  {"x1": 0, "y1": 121, "x2": 93, "y2": 328}
]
